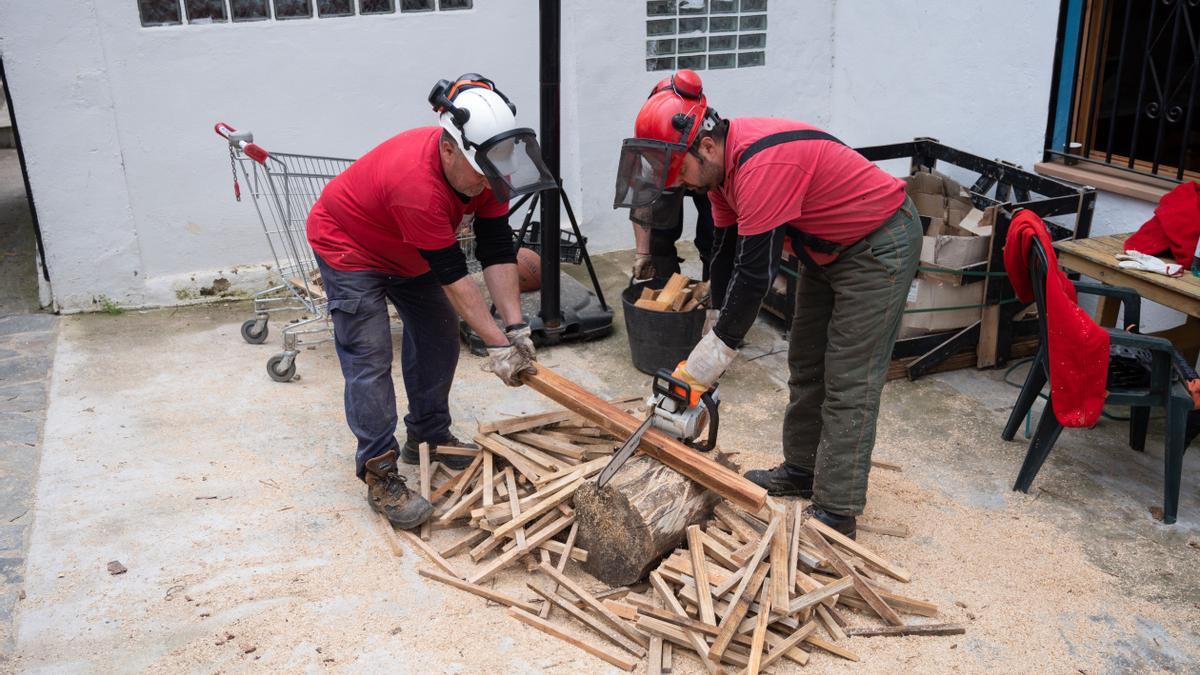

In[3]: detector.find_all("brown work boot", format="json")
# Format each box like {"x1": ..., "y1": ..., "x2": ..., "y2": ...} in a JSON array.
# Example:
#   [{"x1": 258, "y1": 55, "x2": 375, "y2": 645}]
[{"x1": 364, "y1": 450, "x2": 432, "y2": 530}]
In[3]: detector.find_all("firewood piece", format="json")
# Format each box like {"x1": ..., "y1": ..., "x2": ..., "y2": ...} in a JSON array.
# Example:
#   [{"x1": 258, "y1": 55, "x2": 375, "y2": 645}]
[
  {"x1": 574, "y1": 452, "x2": 725, "y2": 586},
  {"x1": 857, "y1": 521, "x2": 910, "y2": 538},
  {"x1": 509, "y1": 431, "x2": 588, "y2": 460},
  {"x1": 758, "y1": 621, "x2": 817, "y2": 670},
  {"x1": 635, "y1": 617, "x2": 750, "y2": 668},
  {"x1": 505, "y1": 468, "x2": 529, "y2": 550},
  {"x1": 708, "y1": 561, "x2": 769, "y2": 661},
  {"x1": 438, "y1": 528, "x2": 489, "y2": 558},
  {"x1": 635, "y1": 298, "x2": 672, "y2": 311},
  {"x1": 806, "y1": 634, "x2": 860, "y2": 661},
  {"x1": 699, "y1": 531, "x2": 740, "y2": 571},
  {"x1": 482, "y1": 451, "x2": 495, "y2": 508},
  {"x1": 374, "y1": 512, "x2": 405, "y2": 558},
  {"x1": 476, "y1": 396, "x2": 640, "y2": 435},
  {"x1": 714, "y1": 503, "x2": 761, "y2": 543},
  {"x1": 788, "y1": 503, "x2": 802, "y2": 590},
  {"x1": 662, "y1": 643, "x2": 672, "y2": 672},
  {"x1": 788, "y1": 576, "x2": 852, "y2": 614},
  {"x1": 419, "y1": 568, "x2": 537, "y2": 613},
  {"x1": 816, "y1": 604, "x2": 848, "y2": 640},
  {"x1": 648, "y1": 636, "x2": 664, "y2": 675},
  {"x1": 419, "y1": 444, "x2": 433, "y2": 540},
  {"x1": 602, "y1": 600, "x2": 640, "y2": 621},
  {"x1": 681, "y1": 298, "x2": 700, "y2": 312},
  {"x1": 657, "y1": 273, "x2": 690, "y2": 307},
  {"x1": 768, "y1": 501, "x2": 791, "y2": 608},
  {"x1": 804, "y1": 524, "x2": 904, "y2": 626},
  {"x1": 509, "y1": 608, "x2": 638, "y2": 671},
  {"x1": 836, "y1": 585, "x2": 939, "y2": 617},
  {"x1": 474, "y1": 434, "x2": 545, "y2": 480},
  {"x1": 537, "y1": 562, "x2": 649, "y2": 649},
  {"x1": 746, "y1": 584, "x2": 773, "y2": 675},
  {"x1": 467, "y1": 515, "x2": 574, "y2": 584},
  {"x1": 488, "y1": 433, "x2": 567, "y2": 473},
  {"x1": 669, "y1": 288, "x2": 689, "y2": 311},
  {"x1": 434, "y1": 444, "x2": 479, "y2": 457},
  {"x1": 639, "y1": 286, "x2": 655, "y2": 302},
  {"x1": 526, "y1": 584, "x2": 647, "y2": 658},
  {"x1": 647, "y1": 572, "x2": 722, "y2": 675},
  {"x1": 492, "y1": 476, "x2": 583, "y2": 542},
  {"x1": 398, "y1": 530, "x2": 462, "y2": 579},
  {"x1": 686, "y1": 525, "x2": 717, "y2": 625},
  {"x1": 807, "y1": 518, "x2": 912, "y2": 582},
  {"x1": 538, "y1": 521, "x2": 579, "y2": 620},
  {"x1": 521, "y1": 366, "x2": 766, "y2": 511},
  {"x1": 844, "y1": 623, "x2": 966, "y2": 637}
]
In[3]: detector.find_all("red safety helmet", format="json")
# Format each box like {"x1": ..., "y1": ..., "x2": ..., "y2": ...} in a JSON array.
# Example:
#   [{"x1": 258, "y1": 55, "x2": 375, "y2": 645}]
[{"x1": 613, "y1": 70, "x2": 719, "y2": 226}]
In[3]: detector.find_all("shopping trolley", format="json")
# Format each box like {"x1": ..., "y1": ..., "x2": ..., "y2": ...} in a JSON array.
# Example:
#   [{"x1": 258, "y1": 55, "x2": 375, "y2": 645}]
[{"x1": 218, "y1": 122, "x2": 485, "y2": 383}]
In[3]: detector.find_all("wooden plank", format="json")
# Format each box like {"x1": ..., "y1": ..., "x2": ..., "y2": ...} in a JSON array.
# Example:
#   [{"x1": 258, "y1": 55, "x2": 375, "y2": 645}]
[
  {"x1": 1055, "y1": 246, "x2": 1200, "y2": 316},
  {"x1": 438, "y1": 528, "x2": 489, "y2": 558},
  {"x1": 648, "y1": 571, "x2": 722, "y2": 675},
  {"x1": 759, "y1": 621, "x2": 817, "y2": 670},
  {"x1": 510, "y1": 431, "x2": 588, "y2": 460},
  {"x1": 635, "y1": 298, "x2": 672, "y2": 311},
  {"x1": 537, "y1": 562, "x2": 649, "y2": 649},
  {"x1": 508, "y1": 608, "x2": 638, "y2": 671},
  {"x1": 845, "y1": 623, "x2": 966, "y2": 638},
  {"x1": 976, "y1": 304, "x2": 1001, "y2": 369},
  {"x1": 526, "y1": 584, "x2": 647, "y2": 658},
  {"x1": 788, "y1": 502, "x2": 801, "y2": 591},
  {"x1": 419, "y1": 568, "x2": 537, "y2": 613},
  {"x1": 714, "y1": 503, "x2": 760, "y2": 543},
  {"x1": 807, "y1": 518, "x2": 911, "y2": 582},
  {"x1": 648, "y1": 636, "x2": 664, "y2": 675},
  {"x1": 857, "y1": 522, "x2": 910, "y2": 538},
  {"x1": 806, "y1": 634, "x2": 860, "y2": 662},
  {"x1": 698, "y1": 530, "x2": 740, "y2": 570},
  {"x1": 635, "y1": 616, "x2": 750, "y2": 668},
  {"x1": 746, "y1": 584, "x2": 772, "y2": 675},
  {"x1": 473, "y1": 433, "x2": 545, "y2": 480},
  {"x1": 835, "y1": 587, "x2": 940, "y2": 617},
  {"x1": 487, "y1": 433, "x2": 567, "y2": 473},
  {"x1": 505, "y1": 468, "x2": 528, "y2": 550},
  {"x1": 467, "y1": 514, "x2": 574, "y2": 584},
  {"x1": 816, "y1": 605, "x2": 848, "y2": 641},
  {"x1": 686, "y1": 525, "x2": 716, "y2": 625},
  {"x1": 398, "y1": 529, "x2": 462, "y2": 579},
  {"x1": 804, "y1": 524, "x2": 903, "y2": 626},
  {"x1": 538, "y1": 521, "x2": 579, "y2": 620},
  {"x1": 419, "y1": 443, "x2": 432, "y2": 540},
  {"x1": 602, "y1": 600, "x2": 640, "y2": 621},
  {"x1": 491, "y1": 476, "x2": 583, "y2": 543},
  {"x1": 521, "y1": 367, "x2": 767, "y2": 511}
]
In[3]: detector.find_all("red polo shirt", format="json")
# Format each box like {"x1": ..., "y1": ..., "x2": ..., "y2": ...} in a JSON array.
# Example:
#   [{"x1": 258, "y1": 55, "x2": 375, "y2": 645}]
[
  {"x1": 707, "y1": 118, "x2": 906, "y2": 264},
  {"x1": 306, "y1": 126, "x2": 508, "y2": 277}
]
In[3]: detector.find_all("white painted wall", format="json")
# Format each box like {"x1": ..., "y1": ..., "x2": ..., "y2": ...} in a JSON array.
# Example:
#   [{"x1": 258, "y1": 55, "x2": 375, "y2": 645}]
[{"x1": 0, "y1": 0, "x2": 1169, "y2": 325}]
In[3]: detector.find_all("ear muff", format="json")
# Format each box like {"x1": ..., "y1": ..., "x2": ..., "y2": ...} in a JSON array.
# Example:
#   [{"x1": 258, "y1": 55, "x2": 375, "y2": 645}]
[
  {"x1": 428, "y1": 78, "x2": 470, "y2": 127},
  {"x1": 448, "y1": 73, "x2": 518, "y2": 116}
]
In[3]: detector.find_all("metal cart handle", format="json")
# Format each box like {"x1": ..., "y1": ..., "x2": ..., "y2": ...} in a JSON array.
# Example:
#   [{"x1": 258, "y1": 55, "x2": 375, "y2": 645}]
[{"x1": 214, "y1": 121, "x2": 269, "y2": 165}]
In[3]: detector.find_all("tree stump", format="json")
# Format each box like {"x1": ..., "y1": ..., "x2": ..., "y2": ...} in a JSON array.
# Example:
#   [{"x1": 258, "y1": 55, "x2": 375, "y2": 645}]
[{"x1": 573, "y1": 452, "x2": 729, "y2": 586}]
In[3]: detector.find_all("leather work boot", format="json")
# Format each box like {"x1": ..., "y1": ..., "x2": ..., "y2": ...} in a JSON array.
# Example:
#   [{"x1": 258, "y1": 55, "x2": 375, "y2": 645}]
[
  {"x1": 804, "y1": 504, "x2": 857, "y2": 540},
  {"x1": 744, "y1": 463, "x2": 814, "y2": 498},
  {"x1": 401, "y1": 434, "x2": 477, "y2": 471},
  {"x1": 364, "y1": 449, "x2": 433, "y2": 530}
]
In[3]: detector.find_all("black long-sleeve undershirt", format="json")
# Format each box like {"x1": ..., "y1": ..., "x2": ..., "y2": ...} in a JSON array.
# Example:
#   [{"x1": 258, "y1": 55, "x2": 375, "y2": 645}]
[
  {"x1": 709, "y1": 224, "x2": 788, "y2": 349},
  {"x1": 417, "y1": 215, "x2": 514, "y2": 286}
]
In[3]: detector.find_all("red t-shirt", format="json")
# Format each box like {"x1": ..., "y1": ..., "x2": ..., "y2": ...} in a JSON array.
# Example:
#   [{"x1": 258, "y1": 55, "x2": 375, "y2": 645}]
[
  {"x1": 707, "y1": 118, "x2": 906, "y2": 264},
  {"x1": 306, "y1": 127, "x2": 508, "y2": 276}
]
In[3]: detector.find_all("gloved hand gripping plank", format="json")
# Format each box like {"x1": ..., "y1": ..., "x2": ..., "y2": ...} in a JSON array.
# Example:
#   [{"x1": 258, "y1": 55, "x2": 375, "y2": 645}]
[{"x1": 519, "y1": 366, "x2": 766, "y2": 511}]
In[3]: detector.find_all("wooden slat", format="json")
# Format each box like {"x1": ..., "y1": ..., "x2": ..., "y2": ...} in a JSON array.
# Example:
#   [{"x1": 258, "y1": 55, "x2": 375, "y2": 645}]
[
  {"x1": 686, "y1": 525, "x2": 716, "y2": 626},
  {"x1": 808, "y1": 518, "x2": 911, "y2": 583},
  {"x1": 521, "y1": 367, "x2": 767, "y2": 511},
  {"x1": 508, "y1": 608, "x2": 638, "y2": 671},
  {"x1": 419, "y1": 568, "x2": 537, "y2": 613},
  {"x1": 538, "y1": 522, "x2": 579, "y2": 620},
  {"x1": 537, "y1": 563, "x2": 649, "y2": 649},
  {"x1": 804, "y1": 524, "x2": 903, "y2": 627},
  {"x1": 788, "y1": 576, "x2": 852, "y2": 614},
  {"x1": 526, "y1": 584, "x2": 647, "y2": 658},
  {"x1": 768, "y1": 501, "x2": 790, "y2": 609},
  {"x1": 845, "y1": 623, "x2": 965, "y2": 637},
  {"x1": 648, "y1": 571, "x2": 722, "y2": 675},
  {"x1": 746, "y1": 584, "x2": 773, "y2": 675},
  {"x1": 467, "y1": 515, "x2": 574, "y2": 584},
  {"x1": 398, "y1": 530, "x2": 462, "y2": 579}
]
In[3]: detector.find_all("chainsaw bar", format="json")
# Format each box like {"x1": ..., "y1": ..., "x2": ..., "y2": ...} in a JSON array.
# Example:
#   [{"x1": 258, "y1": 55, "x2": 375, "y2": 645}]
[{"x1": 596, "y1": 412, "x2": 654, "y2": 488}]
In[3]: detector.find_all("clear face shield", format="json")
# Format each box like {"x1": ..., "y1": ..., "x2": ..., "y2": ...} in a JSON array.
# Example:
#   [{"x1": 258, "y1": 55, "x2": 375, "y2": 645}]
[
  {"x1": 472, "y1": 128, "x2": 558, "y2": 203},
  {"x1": 613, "y1": 138, "x2": 687, "y2": 229}
]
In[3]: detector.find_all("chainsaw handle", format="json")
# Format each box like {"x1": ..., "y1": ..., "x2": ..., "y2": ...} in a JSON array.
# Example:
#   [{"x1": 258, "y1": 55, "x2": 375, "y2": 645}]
[
  {"x1": 654, "y1": 367, "x2": 703, "y2": 408},
  {"x1": 692, "y1": 390, "x2": 719, "y2": 453}
]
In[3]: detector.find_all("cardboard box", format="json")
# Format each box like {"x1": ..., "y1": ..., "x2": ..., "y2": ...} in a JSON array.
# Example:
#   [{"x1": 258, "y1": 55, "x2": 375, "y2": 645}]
[{"x1": 900, "y1": 277, "x2": 983, "y2": 337}]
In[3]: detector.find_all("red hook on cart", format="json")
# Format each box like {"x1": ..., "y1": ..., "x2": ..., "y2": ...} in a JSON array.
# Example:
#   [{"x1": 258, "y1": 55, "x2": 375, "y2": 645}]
[{"x1": 214, "y1": 122, "x2": 269, "y2": 201}]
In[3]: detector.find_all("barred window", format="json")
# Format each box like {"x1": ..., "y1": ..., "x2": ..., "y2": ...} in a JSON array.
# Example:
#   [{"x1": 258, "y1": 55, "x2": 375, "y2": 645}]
[
  {"x1": 645, "y1": 0, "x2": 766, "y2": 71},
  {"x1": 136, "y1": 0, "x2": 472, "y2": 26}
]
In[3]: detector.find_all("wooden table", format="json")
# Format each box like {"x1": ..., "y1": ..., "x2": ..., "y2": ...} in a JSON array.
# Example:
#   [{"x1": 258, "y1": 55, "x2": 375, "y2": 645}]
[{"x1": 1055, "y1": 232, "x2": 1200, "y2": 360}]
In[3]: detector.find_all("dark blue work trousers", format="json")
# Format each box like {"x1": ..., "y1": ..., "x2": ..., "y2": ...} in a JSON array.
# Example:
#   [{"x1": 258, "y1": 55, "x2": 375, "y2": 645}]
[{"x1": 315, "y1": 254, "x2": 459, "y2": 479}]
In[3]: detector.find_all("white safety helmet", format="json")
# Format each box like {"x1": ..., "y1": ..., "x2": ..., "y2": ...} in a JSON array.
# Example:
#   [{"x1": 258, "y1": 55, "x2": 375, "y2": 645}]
[{"x1": 428, "y1": 73, "x2": 557, "y2": 202}]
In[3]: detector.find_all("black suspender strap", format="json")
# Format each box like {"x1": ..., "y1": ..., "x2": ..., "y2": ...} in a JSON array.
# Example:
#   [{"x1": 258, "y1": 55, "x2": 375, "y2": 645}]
[{"x1": 736, "y1": 129, "x2": 845, "y2": 168}]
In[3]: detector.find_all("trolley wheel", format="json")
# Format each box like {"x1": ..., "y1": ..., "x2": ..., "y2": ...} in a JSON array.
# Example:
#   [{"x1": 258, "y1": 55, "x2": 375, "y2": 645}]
[
  {"x1": 266, "y1": 354, "x2": 297, "y2": 382},
  {"x1": 241, "y1": 318, "x2": 269, "y2": 344}
]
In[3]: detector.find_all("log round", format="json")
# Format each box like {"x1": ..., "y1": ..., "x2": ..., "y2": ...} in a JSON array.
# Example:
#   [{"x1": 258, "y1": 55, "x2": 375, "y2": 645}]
[{"x1": 573, "y1": 452, "x2": 728, "y2": 586}]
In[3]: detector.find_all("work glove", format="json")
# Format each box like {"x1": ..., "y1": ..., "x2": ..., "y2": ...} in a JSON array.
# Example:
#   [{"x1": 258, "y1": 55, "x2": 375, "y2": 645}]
[
  {"x1": 632, "y1": 254, "x2": 655, "y2": 281},
  {"x1": 676, "y1": 331, "x2": 738, "y2": 391},
  {"x1": 484, "y1": 343, "x2": 536, "y2": 387},
  {"x1": 702, "y1": 309, "x2": 719, "y2": 335},
  {"x1": 505, "y1": 322, "x2": 537, "y2": 361},
  {"x1": 1115, "y1": 250, "x2": 1183, "y2": 277}
]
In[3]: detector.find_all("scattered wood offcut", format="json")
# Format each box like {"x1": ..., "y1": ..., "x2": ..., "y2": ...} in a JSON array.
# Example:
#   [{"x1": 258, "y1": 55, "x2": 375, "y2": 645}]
[{"x1": 634, "y1": 274, "x2": 709, "y2": 313}]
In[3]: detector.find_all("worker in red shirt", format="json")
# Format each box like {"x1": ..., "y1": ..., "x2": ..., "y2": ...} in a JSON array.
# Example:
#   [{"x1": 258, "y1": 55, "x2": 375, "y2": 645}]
[
  {"x1": 307, "y1": 74, "x2": 556, "y2": 529},
  {"x1": 614, "y1": 71, "x2": 921, "y2": 539}
]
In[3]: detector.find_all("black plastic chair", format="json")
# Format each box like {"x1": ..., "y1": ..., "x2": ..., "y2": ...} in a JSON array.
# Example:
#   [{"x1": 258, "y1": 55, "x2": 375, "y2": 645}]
[{"x1": 1002, "y1": 236, "x2": 1192, "y2": 524}]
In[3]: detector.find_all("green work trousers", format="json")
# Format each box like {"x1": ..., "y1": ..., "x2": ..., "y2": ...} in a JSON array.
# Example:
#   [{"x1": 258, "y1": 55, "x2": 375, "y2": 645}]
[{"x1": 781, "y1": 197, "x2": 922, "y2": 515}]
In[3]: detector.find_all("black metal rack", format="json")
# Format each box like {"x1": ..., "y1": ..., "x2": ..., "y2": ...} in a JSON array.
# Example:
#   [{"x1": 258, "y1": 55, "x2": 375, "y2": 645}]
[{"x1": 761, "y1": 137, "x2": 1097, "y2": 379}]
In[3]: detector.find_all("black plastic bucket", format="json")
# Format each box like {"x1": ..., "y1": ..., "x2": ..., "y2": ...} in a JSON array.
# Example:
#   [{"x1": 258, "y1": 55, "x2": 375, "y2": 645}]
[{"x1": 622, "y1": 278, "x2": 706, "y2": 375}]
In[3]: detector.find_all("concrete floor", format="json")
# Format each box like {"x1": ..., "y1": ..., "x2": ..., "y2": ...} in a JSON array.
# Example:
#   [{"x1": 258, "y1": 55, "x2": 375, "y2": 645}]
[{"x1": 4, "y1": 249, "x2": 1200, "y2": 672}]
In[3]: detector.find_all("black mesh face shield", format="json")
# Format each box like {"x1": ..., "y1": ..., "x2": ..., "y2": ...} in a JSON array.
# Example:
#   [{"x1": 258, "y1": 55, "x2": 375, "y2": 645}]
[
  {"x1": 630, "y1": 187, "x2": 685, "y2": 229},
  {"x1": 613, "y1": 138, "x2": 687, "y2": 211},
  {"x1": 473, "y1": 128, "x2": 558, "y2": 203}
]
